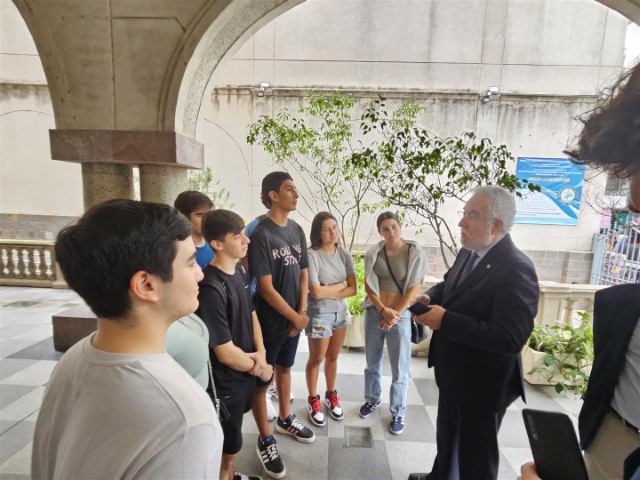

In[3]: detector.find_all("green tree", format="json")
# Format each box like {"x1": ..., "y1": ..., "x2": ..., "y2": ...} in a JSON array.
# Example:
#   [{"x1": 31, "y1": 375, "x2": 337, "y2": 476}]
[
  {"x1": 247, "y1": 92, "x2": 384, "y2": 251},
  {"x1": 352, "y1": 98, "x2": 540, "y2": 268},
  {"x1": 187, "y1": 166, "x2": 233, "y2": 208}
]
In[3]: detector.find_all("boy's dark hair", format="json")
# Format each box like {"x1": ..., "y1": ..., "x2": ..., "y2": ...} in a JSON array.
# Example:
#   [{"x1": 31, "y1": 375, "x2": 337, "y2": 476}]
[
  {"x1": 309, "y1": 211, "x2": 340, "y2": 250},
  {"x1": 173, "y1": 190, "x2": 214, "y2": 217},
  {"x1": 55, "y1": 199, "x2": 191, "y2": 320},
  {"x1": 260, "y1": 171, "x2": 293, "y2": 209},
  {"x1": 202, "y1": 209, "x2": 245, "y2": 249}
]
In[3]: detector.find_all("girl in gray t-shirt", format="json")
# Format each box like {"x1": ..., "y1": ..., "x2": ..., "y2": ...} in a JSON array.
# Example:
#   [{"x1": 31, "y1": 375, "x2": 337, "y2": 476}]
[{"x1": 305, "y1": 212, "x2": 357, "y2": 428}]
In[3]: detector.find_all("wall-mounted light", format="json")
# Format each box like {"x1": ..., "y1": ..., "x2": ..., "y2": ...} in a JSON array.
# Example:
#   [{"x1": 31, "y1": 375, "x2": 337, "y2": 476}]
[
  {"x1": 480, "y1": 86, "x2": 500, "y2": 103},
  {"x1": 257, "y1": 81, "x2": 271, "y2": 97}
]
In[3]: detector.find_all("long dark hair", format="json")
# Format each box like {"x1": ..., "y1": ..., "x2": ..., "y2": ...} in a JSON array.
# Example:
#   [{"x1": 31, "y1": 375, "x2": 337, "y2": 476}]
[{"x1": 310, "y1": 211, "x2": 339, "y2": 250}]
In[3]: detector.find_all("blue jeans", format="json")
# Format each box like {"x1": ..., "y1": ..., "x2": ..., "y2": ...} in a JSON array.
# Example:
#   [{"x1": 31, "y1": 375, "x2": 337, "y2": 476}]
[{"x1": 363, "y1": 306, "x2": 411, "y2": 416}]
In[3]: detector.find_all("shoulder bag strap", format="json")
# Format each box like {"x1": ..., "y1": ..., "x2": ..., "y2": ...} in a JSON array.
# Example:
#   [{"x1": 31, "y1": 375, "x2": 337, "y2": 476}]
[{"x1": 382, "y1": 246, "x2": 404, "y2": 293}]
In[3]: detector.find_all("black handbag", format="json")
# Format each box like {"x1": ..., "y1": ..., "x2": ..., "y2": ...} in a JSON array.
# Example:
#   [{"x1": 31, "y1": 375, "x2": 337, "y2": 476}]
[
  {"x1": 382, "y1": 245, "x2": 428, "y2": 344},
  {"x1": 410, "y1": 318, "x2": 428, "y2": 344}
]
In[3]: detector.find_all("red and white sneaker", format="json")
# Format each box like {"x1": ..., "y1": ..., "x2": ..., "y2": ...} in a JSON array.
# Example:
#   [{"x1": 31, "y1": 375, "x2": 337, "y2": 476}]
[
  {"x1": 306, "y1": 395, "x2": 326, "y2": 427},
  {"x1": 324, "y1": 390, "x2": 344, "y2": 421}
]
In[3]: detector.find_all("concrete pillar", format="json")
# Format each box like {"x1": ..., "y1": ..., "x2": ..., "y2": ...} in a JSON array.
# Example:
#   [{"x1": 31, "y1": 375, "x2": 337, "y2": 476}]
[
  {"x1": 81, "y1": 164, "x2": 134, "y2": 210},
  {"x1": 139, "y1": 165, "x2": 188, "y2": 206}
]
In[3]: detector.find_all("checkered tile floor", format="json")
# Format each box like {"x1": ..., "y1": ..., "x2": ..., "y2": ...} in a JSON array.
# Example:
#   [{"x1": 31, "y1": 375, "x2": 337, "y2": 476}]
[{"x1": 0, "y1": 286, "x2": 582, "y2": 479}]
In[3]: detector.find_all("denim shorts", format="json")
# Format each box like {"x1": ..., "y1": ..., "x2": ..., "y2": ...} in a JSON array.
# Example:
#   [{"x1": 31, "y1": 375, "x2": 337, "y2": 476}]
[{"x1": 305, "y1": 311, "x2": 350, "y2": 339}]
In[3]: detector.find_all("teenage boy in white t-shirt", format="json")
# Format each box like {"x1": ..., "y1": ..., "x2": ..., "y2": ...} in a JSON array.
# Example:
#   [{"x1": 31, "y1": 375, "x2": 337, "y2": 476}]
[{"x1": 32, "y1": 199, "x2": 222, "y2": 480}]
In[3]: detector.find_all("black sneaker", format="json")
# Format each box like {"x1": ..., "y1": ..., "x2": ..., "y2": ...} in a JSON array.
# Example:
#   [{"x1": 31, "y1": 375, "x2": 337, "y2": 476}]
[
  {"x1": 233, "y1": 473, "x2": 262, "y2": 480},
  {"x1": 275, "y1": 413, "x2": 316, "y2": 443},
  {"x1": 256, "y1": 435, "x2": 285, "y2": 479},
  {"x1": 359, "y1": 399, "x2": 382, "y2": 418}
]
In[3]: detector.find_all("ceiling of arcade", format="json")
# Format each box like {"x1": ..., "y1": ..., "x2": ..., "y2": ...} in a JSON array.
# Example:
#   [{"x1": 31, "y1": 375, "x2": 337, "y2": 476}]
[{"x1": 7, "y1": 0, "x2": 639, "y2": 137}]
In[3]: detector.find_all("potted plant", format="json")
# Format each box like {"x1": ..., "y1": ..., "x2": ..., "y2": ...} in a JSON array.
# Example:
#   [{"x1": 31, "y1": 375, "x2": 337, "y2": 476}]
[
  {"x1": 345, "y1": 253, "x2": 366, "y2": 348},
  {"x1": 522, "y1": 312, "x2": 594, "y2": 396}
]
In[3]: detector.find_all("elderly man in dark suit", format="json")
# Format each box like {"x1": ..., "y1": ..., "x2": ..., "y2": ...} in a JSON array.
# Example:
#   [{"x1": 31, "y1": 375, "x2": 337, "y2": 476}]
[{"x1": 409, "y1": 185, "x2": 539, "y2": 480}]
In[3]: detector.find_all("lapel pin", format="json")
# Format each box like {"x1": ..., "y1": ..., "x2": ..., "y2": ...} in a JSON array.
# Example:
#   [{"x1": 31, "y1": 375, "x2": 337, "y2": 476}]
[{"x1": 486, "y1": 264, "x2": 491, "y2": 269}]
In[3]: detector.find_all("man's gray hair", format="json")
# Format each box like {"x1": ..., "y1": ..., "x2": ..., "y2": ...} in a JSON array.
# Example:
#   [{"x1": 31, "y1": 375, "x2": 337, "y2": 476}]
[{"x1": 472, "y1": 185, "x2": 516, "y2": 232}]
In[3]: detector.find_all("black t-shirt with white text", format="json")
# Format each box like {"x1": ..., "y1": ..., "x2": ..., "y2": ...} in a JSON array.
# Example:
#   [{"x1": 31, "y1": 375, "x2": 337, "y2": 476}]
[
  {"x1": 196, "y1": 263, "x2": 255, "y2": 393},
  {"x1": 247, "y1": 218, "x2": 308, "y2": 342}
]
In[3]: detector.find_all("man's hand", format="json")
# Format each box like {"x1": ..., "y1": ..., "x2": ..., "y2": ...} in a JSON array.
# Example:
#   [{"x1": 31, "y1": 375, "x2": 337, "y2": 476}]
[
  {"x1": 416, "y1": 304, "x2": 445, "y2": 330},
  {"x1": 292, "y1": 311, "x2": 309, "y2": 331},
  {"x1": 518, "y1": 461, "x2": 541, "y2": 480},
  {"x1": 413, "y1": 293, "x2": 431, "y2": 305},
  {"x1": 248, "y1": 352, "x2": 273, "y2": 382},
  {"x1": 287, "y1": 322, "x2": 301, "y2": 337}
]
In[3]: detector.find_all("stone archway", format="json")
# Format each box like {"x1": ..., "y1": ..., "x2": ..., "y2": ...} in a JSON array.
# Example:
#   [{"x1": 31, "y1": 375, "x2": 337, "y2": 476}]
[
  {"x1": 10, "y1": 0, "x2": 303, "y2": 209},
  {"x1": 598, "y1": 0, "x2": 640, "y2": 24}
]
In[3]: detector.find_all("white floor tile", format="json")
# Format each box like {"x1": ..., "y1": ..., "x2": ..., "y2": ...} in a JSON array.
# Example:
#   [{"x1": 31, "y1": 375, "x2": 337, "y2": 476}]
[
  {"x1": 0, "y1": 387, "x2": 45, "y2": 422},
  {"x1": 0, "y1": 442, "x2": 32, "y2": 474},
  {"x1": 0, "y1": 361, "x2": 57, "y2": 387},
  {"x1": 12, "y1": 325, "x2": 53, "y2": 342}
]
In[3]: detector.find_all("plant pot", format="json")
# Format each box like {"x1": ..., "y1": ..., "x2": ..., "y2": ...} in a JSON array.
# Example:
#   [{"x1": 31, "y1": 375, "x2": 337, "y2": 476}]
[
  {"x1": 522, "y1": 346, "x2": 592, "y2": 387},
  {"x1": 522, "y1": 346, "x2": 555, "y2": 385},
  {"x1": 344, "y1": 314, "x2": 365, "y2": 349}
]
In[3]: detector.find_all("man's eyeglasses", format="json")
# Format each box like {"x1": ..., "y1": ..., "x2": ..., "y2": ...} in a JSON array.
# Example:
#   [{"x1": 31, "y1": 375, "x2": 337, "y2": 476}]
[{"x1": 457, "y1": 211, "x2": 496, "y2": 222}]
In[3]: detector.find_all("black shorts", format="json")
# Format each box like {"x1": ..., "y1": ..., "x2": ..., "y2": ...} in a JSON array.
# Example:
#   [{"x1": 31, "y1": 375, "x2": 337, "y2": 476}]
[
  {"x1": 256, "y1": 333, "x2": 300, "y2": 387},
  {"x1": 218, "y1": 379, "x2": 255, "y2": 455}
]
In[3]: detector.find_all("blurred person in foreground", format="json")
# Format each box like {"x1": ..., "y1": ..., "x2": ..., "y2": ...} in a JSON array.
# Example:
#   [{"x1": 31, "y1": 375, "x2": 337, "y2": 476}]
[
  {"x1": 568, "y1": 62, "x2": 640, "y2": 480},
  {"x1": 517, "y1": 62, "x2": 640, "y2": 480}
]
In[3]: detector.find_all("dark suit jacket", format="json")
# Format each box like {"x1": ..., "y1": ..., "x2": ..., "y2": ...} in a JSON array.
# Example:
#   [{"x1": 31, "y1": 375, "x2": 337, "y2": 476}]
[
  {"x1": 578, "y1": 284, "x2": 640, "y2": 450},
  {"x1": 426, "y1": 234, "x2": 539, "y2": 412}
]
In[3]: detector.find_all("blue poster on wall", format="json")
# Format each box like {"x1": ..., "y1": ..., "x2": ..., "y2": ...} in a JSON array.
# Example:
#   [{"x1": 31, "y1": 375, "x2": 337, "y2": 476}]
[{"x1": 515, "y1": 157, "x2": 585, "y2": 225}]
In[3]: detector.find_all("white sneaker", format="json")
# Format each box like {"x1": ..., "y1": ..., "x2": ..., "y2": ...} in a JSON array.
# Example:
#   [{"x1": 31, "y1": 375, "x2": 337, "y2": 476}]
[
  {"x1": 266, "y1": 391, "x2": 277, "y2": 421},
  {"x1": 267, "y1": 383, "x2": 278, "y2": 399}
]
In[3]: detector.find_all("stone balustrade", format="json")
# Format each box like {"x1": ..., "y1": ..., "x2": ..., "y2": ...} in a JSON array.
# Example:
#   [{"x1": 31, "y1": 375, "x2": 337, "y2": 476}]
[
  {"x1": 422, "y1": 277, "x2": 605, "y2": 326},
  {"x1": 536, "y1": 280, "x2": 607, "y2": 326},
  {"x1": 0, "y1": 240, "x2": 66, "y2": 288}
]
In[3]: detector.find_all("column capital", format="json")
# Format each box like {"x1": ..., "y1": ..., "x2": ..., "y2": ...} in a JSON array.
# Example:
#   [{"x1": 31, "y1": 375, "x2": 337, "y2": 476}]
[{"x1": 49, "y1": 129, "x2": 204, "y2": 169}]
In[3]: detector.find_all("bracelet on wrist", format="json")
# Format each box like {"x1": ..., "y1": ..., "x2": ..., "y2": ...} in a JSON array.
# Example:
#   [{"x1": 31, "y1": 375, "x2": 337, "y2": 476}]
[
  {"x1": 379, "y1": 306, "x2": 386, "y2": 313},
  {"x1": 298, "y1": 308, "x2": 307, "y2": 313}
]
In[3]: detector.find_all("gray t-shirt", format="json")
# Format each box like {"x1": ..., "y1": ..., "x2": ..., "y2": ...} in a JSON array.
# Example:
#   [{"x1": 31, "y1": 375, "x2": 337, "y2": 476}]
[
  {"x1": 307, "y1": 246, "x2": 355, "y2": 316},
  {"x1": 32, "y1": 334, "x2": 222, "y2": 480},
  {"x1": 373, "y1": 243, "x2": 410, "y2": 292}
]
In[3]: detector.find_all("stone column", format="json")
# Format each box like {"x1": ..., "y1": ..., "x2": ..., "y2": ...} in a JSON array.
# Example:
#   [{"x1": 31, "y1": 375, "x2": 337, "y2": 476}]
[
  {"x1": 139, "y1": 165, "x2": 188, "y2": 205},
  {"x1": 81, "y1": 163, "x2": 134, "y2": 210}
]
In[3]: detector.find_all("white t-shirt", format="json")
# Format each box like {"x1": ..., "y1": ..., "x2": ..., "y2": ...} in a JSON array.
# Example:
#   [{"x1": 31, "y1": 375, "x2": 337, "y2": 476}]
[{"x1": 32, "y1": 334, "x2": 222, "y2": 480}]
